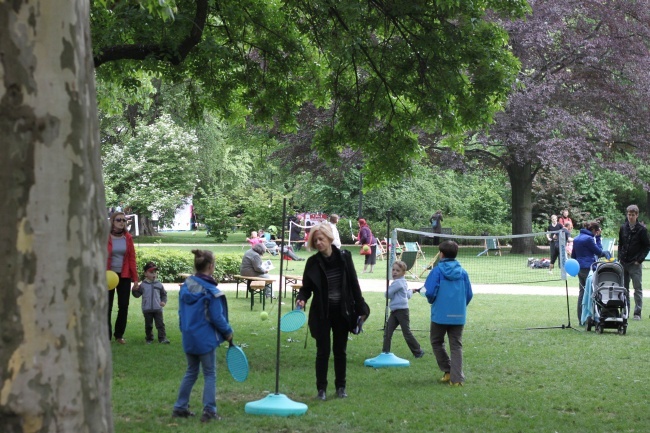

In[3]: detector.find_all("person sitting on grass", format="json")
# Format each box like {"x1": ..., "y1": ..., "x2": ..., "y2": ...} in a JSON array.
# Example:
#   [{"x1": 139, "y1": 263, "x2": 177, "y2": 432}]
[{"x1": 420, "y1": 240, "x2": 473, "y2": 387}]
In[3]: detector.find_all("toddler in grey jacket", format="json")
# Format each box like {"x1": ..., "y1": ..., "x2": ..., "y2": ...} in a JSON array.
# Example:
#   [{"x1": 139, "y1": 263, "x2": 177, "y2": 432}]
[{"x1": 132, "y1": 261, "x2": 169, "y2": 344}]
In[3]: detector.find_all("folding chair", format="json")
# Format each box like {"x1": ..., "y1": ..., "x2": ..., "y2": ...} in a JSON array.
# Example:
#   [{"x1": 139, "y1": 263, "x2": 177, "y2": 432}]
[
  {"x1": 376, "y1": 239, "x2": 387, "y2": 261},
  {"x1": 601, "y1": 238, "x2": 616, "y2": 256},
  {"x1": 403, "y1": 242, "x2": 426, "y2": 260},
  {"x1": 419, "y1": 252, "x2": 440, "y2": 278},
  {"x1": 400, "y1": 251, "x2": 419, "y2": 280},
  {"x1": 387, "y1": 237, "x2": 403, "y2": 259},
  {"x1": 477, "y1": 238, "x2": 501, "y2": 256}
]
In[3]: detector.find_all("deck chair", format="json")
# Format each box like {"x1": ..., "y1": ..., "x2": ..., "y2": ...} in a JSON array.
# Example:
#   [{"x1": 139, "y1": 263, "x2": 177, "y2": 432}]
[
  {"x1": 387, "y1": 237, "x2": 403, "y2": 258},
  {"x1": 419, "y1": 252, "x2": 440, "y2": 278},
  {"x1": 601, "y1": 238, "x2": 616, "y2": 256},
  {"x1": 403, "y1": 241, "x2": 425, "y2": 260},
  {"x1": 400, "y1": 251, "x2": 419, "y2": 280},
  {"x1": 376, "y1": 239, "x2": 387, "y2": 261},
  {"x1": 477, "y1": 238, "x2": 501, "y2": 256}
]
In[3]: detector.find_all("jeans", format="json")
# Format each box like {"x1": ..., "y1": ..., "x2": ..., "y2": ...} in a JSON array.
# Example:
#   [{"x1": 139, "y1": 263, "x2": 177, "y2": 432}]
[
  {"x1": 108, "y1": 275, "x2": 131, "y2": 340},
  {"x1": 430, "y1": 322, "x2": 465, "y2": 384},
  {"x1": 314, "y1": 306, "x2": 349, "y2": 391},
  {"x1": 382, "y1": 309, "x2": 422, "y2": 355},
  {"x1": 577, "y1": 268, "x2": 590, "y2": 323},
  {"x1": 623, "y1": 262, "x2": 643, "y2": 316},
  {"x1": 174, "y1": 350, "x2": 217, "y2": 415}
]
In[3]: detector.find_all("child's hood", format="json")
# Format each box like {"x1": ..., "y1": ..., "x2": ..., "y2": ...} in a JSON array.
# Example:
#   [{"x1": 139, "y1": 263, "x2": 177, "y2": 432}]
[
  {"x1": 438, "y1": 259, "x2": 463, "y2": 281},
  {"x1": 180, "y1": 277, "x2": 220, "y2": 304}
]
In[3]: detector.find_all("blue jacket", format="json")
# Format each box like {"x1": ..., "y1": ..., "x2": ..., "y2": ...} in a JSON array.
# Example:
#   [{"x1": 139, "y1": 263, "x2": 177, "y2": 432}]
[
  {"x1": 178, "y1": 275, "x2": 233, "y2": 355},
  {"x1": 571, "y1": 229, "x2": 605, "y2": 270},
  {"x1": 423, "y1": 258, "x2": 473, "y2": 325}
]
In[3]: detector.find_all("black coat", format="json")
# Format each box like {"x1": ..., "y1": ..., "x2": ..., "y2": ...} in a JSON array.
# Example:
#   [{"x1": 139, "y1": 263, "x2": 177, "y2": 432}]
[
  {"x1": 296, "y1": 247, "x2": 366, "y2": 337},
  {"x1": 618, "y1": 222, "x2": 650, "y2": 265}
]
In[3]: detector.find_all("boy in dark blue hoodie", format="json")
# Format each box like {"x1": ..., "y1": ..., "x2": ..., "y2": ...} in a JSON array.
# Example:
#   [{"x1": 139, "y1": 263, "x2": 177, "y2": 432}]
[
  {"x1": 422, "y1": 241, "x2": 473, "y2": 386},
  {"x1": 172, "y1": 250, "x2": 233, "y2": 423}
]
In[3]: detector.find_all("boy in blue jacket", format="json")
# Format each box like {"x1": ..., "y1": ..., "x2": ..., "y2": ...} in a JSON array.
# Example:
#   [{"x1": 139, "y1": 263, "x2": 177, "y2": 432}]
[
  {"x1": 421, "y1": 240, "x2": 473, "y2": 386},
  {"x1": 172, "y1": 250, "x2": 233, "y2": 423}
]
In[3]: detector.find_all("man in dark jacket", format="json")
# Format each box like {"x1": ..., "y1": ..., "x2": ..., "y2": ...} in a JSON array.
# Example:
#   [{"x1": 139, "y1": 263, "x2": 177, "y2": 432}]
[{"x1": 618, "y1": 205, "x2": 650, "y2": 320}]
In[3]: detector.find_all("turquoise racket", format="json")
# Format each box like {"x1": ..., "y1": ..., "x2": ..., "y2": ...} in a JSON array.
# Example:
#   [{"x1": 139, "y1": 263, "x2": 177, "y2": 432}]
[
  {"x1": 226, "y1": 341, "x2": 249, "y2": 382},
  {"x1": 280, "y1": 305, "x2": 306, "y2": 332}
]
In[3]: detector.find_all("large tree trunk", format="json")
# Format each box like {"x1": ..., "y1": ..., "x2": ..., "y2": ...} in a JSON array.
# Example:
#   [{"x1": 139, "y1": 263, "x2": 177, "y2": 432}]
[
  {"x1": 508, "y1": 162, "x2": 540, "y2": 255},
  {"x1": 0, "y1": 2, "x2": 113, "y2": 432}
]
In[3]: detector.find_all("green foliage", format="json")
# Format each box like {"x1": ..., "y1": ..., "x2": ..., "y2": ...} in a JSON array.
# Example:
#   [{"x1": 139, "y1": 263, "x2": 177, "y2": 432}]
[
  {"x1": 194, "y1": 187, "x2": 233, "y2": 243},
  {"x1": 102, "y1": 114, "x2": 199, "y2": 222},
  {"x1": 571, "y1": 169, "x2": 627, "y2": 232},
  {"x1": 239, "y1": 189, "x2": 285, "y2": 235},
  {"x1": 135, "y1": 248, "x2": 243, "y2": 282},
  {"x1": 135, "y1": 248, "x2": 194, "y2": 282},
  {"x1": 466, "y1": 183, "x2": 510, "y2": 226}
]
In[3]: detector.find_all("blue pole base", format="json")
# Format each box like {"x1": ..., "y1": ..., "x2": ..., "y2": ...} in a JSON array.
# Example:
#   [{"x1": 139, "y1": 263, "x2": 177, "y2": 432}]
[
  {"x1": 364, "y1": 352, "x2": 410, "y2": 368},
  {"x1": 245, "y1": 393, "x2": 308, "y2": 417}
]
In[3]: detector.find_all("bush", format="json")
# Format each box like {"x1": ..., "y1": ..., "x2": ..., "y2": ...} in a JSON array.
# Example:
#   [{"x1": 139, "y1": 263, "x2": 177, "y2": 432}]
[{"x1": 135, "y1": 249, "x2": 243, "y2": 283}]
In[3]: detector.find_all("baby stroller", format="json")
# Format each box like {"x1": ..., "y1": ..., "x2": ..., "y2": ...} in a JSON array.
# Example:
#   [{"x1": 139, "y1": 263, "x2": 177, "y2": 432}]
[{"x1": 584, "y1": 261, "x2": 628, "y2": 335}]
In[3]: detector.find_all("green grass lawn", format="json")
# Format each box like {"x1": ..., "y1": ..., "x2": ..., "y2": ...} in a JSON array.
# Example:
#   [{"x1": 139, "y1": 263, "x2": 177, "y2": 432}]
[{"x1": 112, "y1": 290, "x2": 650, "y2": 433}]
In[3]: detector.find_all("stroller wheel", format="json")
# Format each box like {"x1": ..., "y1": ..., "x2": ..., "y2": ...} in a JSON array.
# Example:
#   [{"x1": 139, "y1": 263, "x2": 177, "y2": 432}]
[
  {"x1": 585, "y1": 318, "x2": 593, "y2": 332},
  {"x1": 617, "y1": 326, "x2": 625, "y2": 335},
  {"x1": 595, "y1": 324, "x2": 603, "y2": 334}
]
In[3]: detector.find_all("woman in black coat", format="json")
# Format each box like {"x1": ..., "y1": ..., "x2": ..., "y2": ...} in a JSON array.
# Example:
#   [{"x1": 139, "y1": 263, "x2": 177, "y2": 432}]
[{"x1": 296, "y1": 223, "x2": 368, "y2": 401}]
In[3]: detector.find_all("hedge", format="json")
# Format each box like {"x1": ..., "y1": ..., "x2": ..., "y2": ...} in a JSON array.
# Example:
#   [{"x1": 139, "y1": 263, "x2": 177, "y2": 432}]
[{"x1": 135, "y1": 249, "x2": 243, "y2": 283}]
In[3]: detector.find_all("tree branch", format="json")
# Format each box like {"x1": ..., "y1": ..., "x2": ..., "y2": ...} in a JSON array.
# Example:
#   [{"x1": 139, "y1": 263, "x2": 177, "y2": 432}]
[{"x1": 94, "y1": 0, "x2": 208, "y2": 67}]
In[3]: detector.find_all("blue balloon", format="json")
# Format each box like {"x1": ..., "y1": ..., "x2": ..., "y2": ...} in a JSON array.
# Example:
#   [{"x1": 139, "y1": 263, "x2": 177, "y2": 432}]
[{"x1": 565, "y1": 258, "x2": 580, "y2": 277}]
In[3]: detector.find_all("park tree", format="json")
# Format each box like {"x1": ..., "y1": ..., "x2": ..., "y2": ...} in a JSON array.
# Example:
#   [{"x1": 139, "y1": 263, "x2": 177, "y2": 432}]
[
  {"x1": 440, "y1": 0, "x2": 650, "y2": 253},
  {"x1": 102, "y1": 113, "x2": 200, "y2": 235},
  {"x1": 0, "y1": 1, "x2": 113, "y2": 431},
  {"x1": 2, "y1": 0, "x2": 531, "y2": 429},
  {"x1": 91, "y1": 0, "x2": 530, "y2": 185}
]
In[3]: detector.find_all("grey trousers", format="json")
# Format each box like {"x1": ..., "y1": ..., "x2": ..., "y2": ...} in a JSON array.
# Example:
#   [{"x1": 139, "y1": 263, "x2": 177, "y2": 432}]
[
  {"x1": 430, "y1": 322, "x2": 465, "y2": 384},
  {"x1": 623, "y1": 262, "x2": 643, "y2": 316},
  {"x1": 382, "y1": 308, "x2": 422, "y2": 355}
]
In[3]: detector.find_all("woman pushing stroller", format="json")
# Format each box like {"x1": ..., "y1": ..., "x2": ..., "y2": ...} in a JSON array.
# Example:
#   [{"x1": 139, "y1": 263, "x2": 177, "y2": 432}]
[{"x1": 571, "y1": 221, "x2": 612, "y2": 323}]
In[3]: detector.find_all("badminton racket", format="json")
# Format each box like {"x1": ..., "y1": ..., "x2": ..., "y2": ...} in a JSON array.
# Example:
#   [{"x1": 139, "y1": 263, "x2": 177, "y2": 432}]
[
  {"x1": 226, "y1": 341, "x2": 249, "y2": 382},
  {"x1": 280, "y1": 305, "x2": 306, "y2": 332}
]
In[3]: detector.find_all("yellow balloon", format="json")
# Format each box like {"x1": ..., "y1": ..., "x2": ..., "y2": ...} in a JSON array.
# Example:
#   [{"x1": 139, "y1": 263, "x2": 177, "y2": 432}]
[{"x1": 106, "y1": 270, "x2": 119, "y2": 290}]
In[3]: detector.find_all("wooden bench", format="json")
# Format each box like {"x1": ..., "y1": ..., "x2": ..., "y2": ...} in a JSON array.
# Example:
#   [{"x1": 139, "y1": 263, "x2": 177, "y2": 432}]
[
  {"x1": 233, "y1": 275, "x2": 275, "y2": 310},
  {"x1": 283, "y1": 274, "x2": 302, "y2": 298},
  {"x1": 291, "y1": 283, "x2": 302, "y2": 307}
]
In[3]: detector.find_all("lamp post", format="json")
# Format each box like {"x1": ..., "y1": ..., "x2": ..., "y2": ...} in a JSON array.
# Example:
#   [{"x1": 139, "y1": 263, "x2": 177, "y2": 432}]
[{"x1": 356, "y1": 163, "x2": 363, "y2": 219}]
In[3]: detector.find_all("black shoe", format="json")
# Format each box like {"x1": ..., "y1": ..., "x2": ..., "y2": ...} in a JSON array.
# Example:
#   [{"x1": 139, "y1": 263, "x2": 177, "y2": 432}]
[
  {"x1": 172, "y1": 408, "x2": 195, "y2": 418},
  {"x1": 200, "y1": 411, "x2": 222, "y2": 423},
  {"x1": 336, "y1": 387, "x2": 347, "y2": 398},
  {"x1": 414, "y1": 350, "x2": 425, "y2": 358},
  {"x1": 317, "y1": 390, "x2": 326, "y2": 401}
]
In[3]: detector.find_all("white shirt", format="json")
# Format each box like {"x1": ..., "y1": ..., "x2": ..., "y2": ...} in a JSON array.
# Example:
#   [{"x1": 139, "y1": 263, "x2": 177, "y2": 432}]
[{"x1": 330, "y1": 222, "x2": 342, "y2": 248}]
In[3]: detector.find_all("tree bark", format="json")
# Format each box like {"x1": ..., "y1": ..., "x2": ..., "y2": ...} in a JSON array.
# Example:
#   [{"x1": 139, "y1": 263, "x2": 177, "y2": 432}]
[
  {"x1": 508, "y1": 162, "x2": 541, "y2": 254},
  {"x1": 0, "y1": 2, "x2": 112, "y2": 432}
]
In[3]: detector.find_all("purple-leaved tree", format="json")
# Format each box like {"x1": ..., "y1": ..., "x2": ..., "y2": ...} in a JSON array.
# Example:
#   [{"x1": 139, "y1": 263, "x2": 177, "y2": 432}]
[{"x1": 443, "y1": 0, "x2": 650, "y2": 253}]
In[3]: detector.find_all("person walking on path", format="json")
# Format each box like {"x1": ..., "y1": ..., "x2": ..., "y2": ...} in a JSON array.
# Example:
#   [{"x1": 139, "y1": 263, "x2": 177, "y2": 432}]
[
  {"x1": 617, "y1": 205, "x2": 650, "y2": 320},
  {"x1": 354, "y1": 218, "x2": 377, "y2": 273},
  {"x1": 420, "y1": 240, "x2": 473, "y2": 386},
  {"x1": 382, "y1": 261, "x2": 425, "y2": 358}
]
